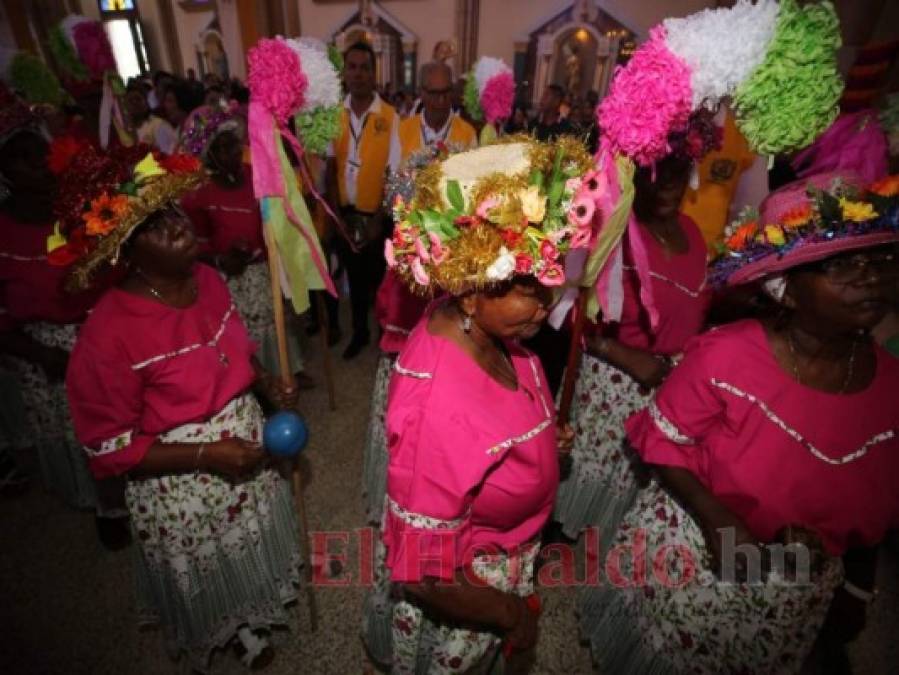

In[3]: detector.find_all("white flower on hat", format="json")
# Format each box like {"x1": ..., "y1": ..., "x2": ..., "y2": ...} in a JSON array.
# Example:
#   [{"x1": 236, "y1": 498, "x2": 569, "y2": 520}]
[{"x1": 486, "y1": 246, "x2": 516, "y2": 281}]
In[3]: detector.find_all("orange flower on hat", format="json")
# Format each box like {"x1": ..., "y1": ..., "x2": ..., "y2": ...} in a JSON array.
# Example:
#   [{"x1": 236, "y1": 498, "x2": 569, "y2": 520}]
[
  {"x1": 725, "y1": 221, "x2": 758, "y2": 250},
  {"x1": 779, "y1": 203, "x2": 812, "y2": 229},
  {"x1": 869, "y1": 175, "x2": 899, "y2": 197},
  {"x1": 83, "y1": 193, "x2": 130, "y2": 236}
]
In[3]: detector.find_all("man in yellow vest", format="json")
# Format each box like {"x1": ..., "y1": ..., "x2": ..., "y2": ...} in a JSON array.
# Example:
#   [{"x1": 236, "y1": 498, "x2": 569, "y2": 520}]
[
  {"x1": 680, "y1": 105, "x2": 768, "y2": 252},
  {"x1": 399, "y1": 62, "x2": 476, "y2": 162},
  {"x1": 326, "y1": 42, "x2": 401, "y2": 360}
]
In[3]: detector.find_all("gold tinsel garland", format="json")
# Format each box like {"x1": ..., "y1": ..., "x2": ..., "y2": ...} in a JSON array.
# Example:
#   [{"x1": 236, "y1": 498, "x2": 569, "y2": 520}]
[{"x1": 66, "y1": 170, "x2": 205, "y2": 291}]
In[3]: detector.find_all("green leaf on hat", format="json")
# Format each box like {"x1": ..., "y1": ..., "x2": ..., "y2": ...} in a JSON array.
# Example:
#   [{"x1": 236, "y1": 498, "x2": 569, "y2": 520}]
[{"x1": 446, "y1": 179, "x2": 465, "y2": 213}]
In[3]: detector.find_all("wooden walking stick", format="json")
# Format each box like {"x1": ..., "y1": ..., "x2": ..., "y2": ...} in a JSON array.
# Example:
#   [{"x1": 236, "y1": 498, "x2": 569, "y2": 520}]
[
  {"x1": 557, "y1": 287, "x2": 591, "y2": 427},
  {"x1": 266, "y1": 227, "x2": 319, "y2": 631},
  {"x1": 311, "y1": 196, "x2": 337, "y2": 412}
]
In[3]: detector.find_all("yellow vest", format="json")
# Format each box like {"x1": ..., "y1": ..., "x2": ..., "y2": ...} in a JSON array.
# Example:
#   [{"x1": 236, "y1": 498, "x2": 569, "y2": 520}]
[
  {"x1": 681, "y1": 112, "x2": 756, "y2": 250},
  {"x1": 399, "y1": 114, "x2": 477, "y2": 162},
  {"x1": 334, "y1": 100, "x2": 397, "y2": 212}
]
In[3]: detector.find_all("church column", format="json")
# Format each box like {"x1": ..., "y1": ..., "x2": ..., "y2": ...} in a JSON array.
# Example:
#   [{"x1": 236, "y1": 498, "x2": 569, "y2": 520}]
[
  {"x1": 215, "y1": 0, "x2": 242, "y2": 80},
  {"x1": 454, "y1": 0, "x2": 479, "y2": 74}
]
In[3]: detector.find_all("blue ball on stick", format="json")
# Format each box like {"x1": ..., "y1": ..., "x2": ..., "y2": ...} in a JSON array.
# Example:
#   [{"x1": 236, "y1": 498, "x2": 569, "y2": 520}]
[{"x1": 263, "y1": 411, "x2": 309, "y2": 457}]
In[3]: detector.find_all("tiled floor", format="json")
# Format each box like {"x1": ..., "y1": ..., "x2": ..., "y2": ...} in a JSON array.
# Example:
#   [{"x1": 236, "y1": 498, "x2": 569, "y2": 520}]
[{"x1": 1, "y1": 314, "x2": 895, "y2": 674}]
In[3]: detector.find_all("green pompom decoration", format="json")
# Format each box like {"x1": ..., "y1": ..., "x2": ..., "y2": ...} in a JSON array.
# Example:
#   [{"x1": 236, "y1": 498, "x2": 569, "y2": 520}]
[
  {"x1": 463, "y1": 73, "x2": 482, "y2": 122},
  {"x1": 296, "y1": 105, "x2": 341, "y2": 156},
  {"x1": 48, "y1": 24, "x2": 89, "y2": 82},
  {"x1": 327, "y1": 44, "x2": 344, "y2": 73},
  {"x1": 10, "y1": 52, "x2": 65, "y2": 106},
  {"x1": 733, "y1": 0, "x2": 843, "y2": 156}
]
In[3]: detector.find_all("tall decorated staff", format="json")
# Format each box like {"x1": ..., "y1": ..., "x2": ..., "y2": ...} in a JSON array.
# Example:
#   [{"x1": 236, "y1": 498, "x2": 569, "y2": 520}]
[
  {"x1": 463, "y1": 56, "x2": 515, "y2": 145},
  {"x1": 48, "y1": 14, "x2": 126, "y2": 148},
  {"x1": 246, "y1": 35, "x2": 347, "y2": 630},
  {"x1": 557, "y1": 0, "x2": 844, "y2": 423}
]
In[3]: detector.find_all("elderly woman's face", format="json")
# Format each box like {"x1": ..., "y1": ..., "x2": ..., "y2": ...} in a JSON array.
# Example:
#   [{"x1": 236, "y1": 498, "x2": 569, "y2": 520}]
[
  {"x1": 787, "y1": 245, "x2": 897, "y2": 331},
  {"x1": 130, "y1": 206, "x2": 197, "y2": 274},
  {"x1": 467, "y1": 278, "x2": 552, "y2": 341},
  {"x1": 0, "y1": 132, "x2": 56, "y2": 198},
  {"x1": 208, "y1": 130, "x2": 243, "y2": 175}
]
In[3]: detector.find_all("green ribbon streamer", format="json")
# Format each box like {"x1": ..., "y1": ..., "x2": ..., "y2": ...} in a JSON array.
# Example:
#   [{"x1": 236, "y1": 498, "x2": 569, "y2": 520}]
[
  {"x1": 582, "y1": 155, "x2": 635, "y2": 321},
  {"x1": 262, "y1": 127, "x2": 330, "y2": 314}
]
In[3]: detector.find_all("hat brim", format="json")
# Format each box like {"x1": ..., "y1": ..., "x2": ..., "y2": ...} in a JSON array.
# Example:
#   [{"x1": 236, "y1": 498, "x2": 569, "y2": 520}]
[
  {"x1": 65, "y1": 170, "x2": 204, "y2": 291},
  {"x1": 727, "y1": 231, "x2": 899, "y2": 286}
]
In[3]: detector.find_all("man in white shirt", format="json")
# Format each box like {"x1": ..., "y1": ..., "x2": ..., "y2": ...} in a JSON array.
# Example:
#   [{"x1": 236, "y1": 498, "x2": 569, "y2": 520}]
[{"x1": 324, "y1": 42, "x2": 401, "y2": 359}]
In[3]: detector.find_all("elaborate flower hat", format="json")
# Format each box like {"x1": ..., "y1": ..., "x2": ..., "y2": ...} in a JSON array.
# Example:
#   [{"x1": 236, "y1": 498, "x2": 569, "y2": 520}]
[
  {"x1": 46, "y1": 145, "x2": 204, "y2": 289},
  {"x1": 711, "y1": 172, "x2": 899, "y2": 287},
  {"x1": 385, "y1": 137, "x2": 597, "y2": 294},
  {"x1": 181, "y1": 103, "x2": 245, "y2": 161},
  {"x1": 578, "y1": 0, "x2": 844, "y2": 327},
  {"x1": 599, "y1": 0, "x2": 842, "y2": 165},
  {"x1": 2, "y1": 51, "x2": 68, "y2": 108},
  {"x1": 246, "y1": 36, "x2": 339, "y2": 313},
  {"x1": 463, "y1": 56, "x2": 515, "y2": 128},
  {"x1": 289, "y1": 38, "x2": 343, "y2": 155}
]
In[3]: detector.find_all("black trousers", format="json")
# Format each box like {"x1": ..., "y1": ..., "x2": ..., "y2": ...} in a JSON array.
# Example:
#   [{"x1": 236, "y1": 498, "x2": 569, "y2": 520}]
[{"x1": 336, "y1": 235, "x2": 386, "y2": 339}]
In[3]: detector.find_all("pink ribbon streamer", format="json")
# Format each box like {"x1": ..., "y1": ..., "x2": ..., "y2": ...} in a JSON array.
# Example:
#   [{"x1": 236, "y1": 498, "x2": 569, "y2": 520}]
[
  {"x1": 626, "y1": 212, "x2": 659, "y2": 330},
  {"x1": 249, "y1": 100, "x2": 336, "y2": 297}
]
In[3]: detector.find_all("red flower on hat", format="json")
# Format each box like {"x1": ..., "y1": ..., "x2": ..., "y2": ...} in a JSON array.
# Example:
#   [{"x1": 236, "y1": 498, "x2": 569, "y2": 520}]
[
  {"x1": 48, "y1": 136, "x2": 90, "y2": 175},
  {"x1": 159, "y1": 153, "x2": 201, "y2": 174}
]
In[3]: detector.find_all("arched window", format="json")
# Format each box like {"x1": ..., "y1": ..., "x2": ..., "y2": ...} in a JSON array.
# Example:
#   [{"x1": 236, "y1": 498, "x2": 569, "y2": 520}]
[{"x1": 98, "y1": 0, "x2": 149, "y2": 80}]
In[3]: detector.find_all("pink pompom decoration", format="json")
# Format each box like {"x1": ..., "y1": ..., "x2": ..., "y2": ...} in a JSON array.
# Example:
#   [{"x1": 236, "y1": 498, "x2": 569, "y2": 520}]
[
  {"x1": 598, "y1": 27, "x2": 693, "y2": 166},
  {"x1": 481, "y1": 72, "x2": 514, "y2": 125},
  {"x1": 248, "y1": 38, "x2": 307, "y2": 125},
  {"x1": 71, "y1": 21, "x2": 116, "y2": 78}
]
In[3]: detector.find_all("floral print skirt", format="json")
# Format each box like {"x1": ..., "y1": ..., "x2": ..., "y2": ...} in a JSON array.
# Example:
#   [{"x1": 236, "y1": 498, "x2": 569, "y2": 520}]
[
  {"x1": 554, "y1": 354, "x2": 650, "y2": 543},
  {"x1": 387, "y1": 542, "x2": 540, "y2": 675},
  {"x1": 362, "y1": 353, "x2": 394, "y2": 525},
  {"x1": 1, "y1": 322, "x2": 97, "y2": 509},
  {"x1": 227, "y1": 262, "x2": 304, "y2": 375},
  {"x1": 581, "y1": 483, "x2": 843, "y2": 675},
  {"x1": 127, "y1": 393, "x2": 301, "y2": 671}
]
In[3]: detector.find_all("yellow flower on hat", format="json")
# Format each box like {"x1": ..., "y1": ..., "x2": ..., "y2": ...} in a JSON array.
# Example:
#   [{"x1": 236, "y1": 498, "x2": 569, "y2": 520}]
[
  {"x1": 839, "y1": 198, "x2": 878, "y2": 223},
  {"x1": 133, "y1": 153, "x2": 167, "y2": 183},
  {"x1": 763, "y1": 224, "x2": 786, "y2": 246},
  {"x1": 46, "y1": 221, "x2": 67, "y2": 253},
  {"x1": 518, "y1": 185, "x2": 546, "y2": 223}
]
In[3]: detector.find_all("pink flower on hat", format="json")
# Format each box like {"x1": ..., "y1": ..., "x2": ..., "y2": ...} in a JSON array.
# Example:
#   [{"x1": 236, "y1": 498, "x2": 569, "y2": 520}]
[
  {"x1": 414, "y1": 236, "x2": 430, "y2": 263},
  {"x1": 568, "y1": 194, "x2": 595, "y2": 228},
  {"x1": 384, "y1": 238, "x2": 397, "y2": 268},
  {"x1": 428, "y1": 232, "x2": 448, "y2": 265},
  {"x1": 540, "y1": 239, "x2": 560, "y2": 261},
  {"x1": 537, "y1": 261, "x2": 565, "y2": 286},
  {"x1": 411, "y1": 257, "x2": 430, "y2": 286}
]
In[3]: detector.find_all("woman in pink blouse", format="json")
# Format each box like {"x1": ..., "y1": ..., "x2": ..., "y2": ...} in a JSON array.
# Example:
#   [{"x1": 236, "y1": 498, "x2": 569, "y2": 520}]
[
  {"x1": 362, "y1": 137, "x2": 602, "y2": 673},
  {"x1": 361, "y1": 266, "x2": 430, "y2": 527},
  {"x1": 63, "y1": 149, "x2": 300, "y2": 670},
  {"x1": 555, "y1": 155, "x2": 710, "y2": 547},
  {"x1": 0, "y1": 103, "x2": 115, "y2": 533},
  {"x1": 585, "y1": 173, "x2": 899, "y2": 673}
]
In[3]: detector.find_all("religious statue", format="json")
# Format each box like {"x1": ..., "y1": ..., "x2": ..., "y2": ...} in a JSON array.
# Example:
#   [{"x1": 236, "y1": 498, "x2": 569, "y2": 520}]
[
  {"x1": 563, "y1": 41, "x2": 582, "y2": 96},
  {"x1": 433, "y1": 40, "x2": 457, "y2": 64}
]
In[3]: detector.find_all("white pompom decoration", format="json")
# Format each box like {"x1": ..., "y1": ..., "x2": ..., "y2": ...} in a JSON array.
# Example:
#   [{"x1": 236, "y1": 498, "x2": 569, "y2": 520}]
[
  {"x1": 286, "y1": 37, "x2": 342, "y2": 112},
  {"x1": 60, "y1": 14, "x2": 90, "y2": 47},
  {"x1": 473, "y1": 56, "x2": 510, "y2": 92},
  {"x1": 664, "y1": 0, "x2": 779, "y2": 110}
]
